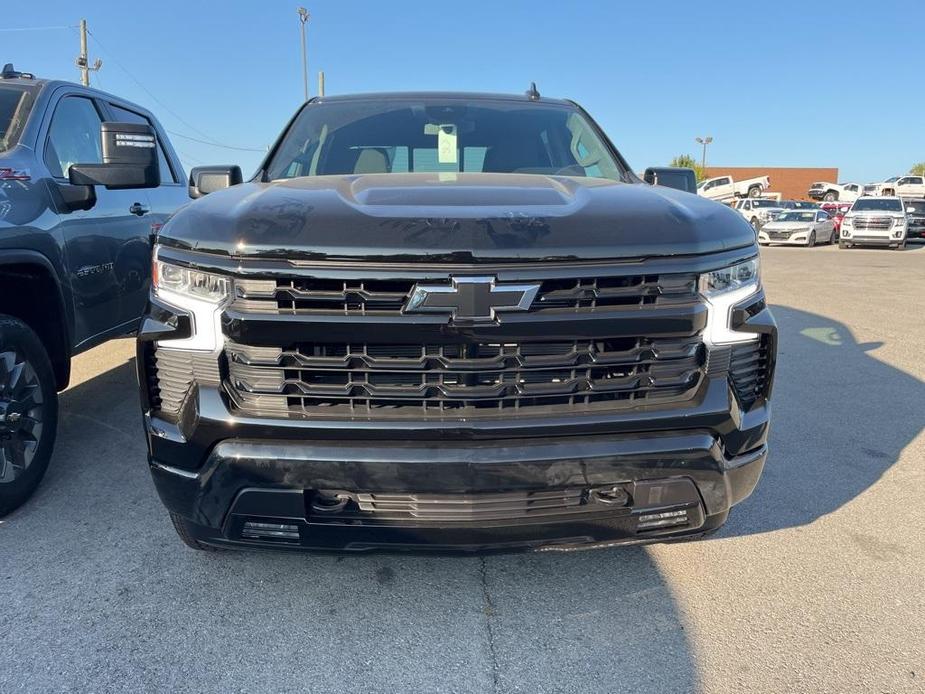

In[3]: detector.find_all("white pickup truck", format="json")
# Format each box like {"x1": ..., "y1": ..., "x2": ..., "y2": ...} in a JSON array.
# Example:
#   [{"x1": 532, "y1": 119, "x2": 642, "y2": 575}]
[
  {"x1": 731, "y1": 198, "x2": 790, "y2": 230},
  {"x1": 880, "y1": 175, "x2": 925, "y2": 198},
  {"x1": 807, "y1": 181, "x2": 863, "y2": 202},
  {"x1": 697, "y1": 175, "x2": 769, "y2": 201}
]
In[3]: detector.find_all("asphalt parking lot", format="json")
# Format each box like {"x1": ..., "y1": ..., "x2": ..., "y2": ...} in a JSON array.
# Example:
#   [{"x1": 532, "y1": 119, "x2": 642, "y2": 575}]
[{"x1": 2, "y1": 243, "x2": 923, "y2": 694}]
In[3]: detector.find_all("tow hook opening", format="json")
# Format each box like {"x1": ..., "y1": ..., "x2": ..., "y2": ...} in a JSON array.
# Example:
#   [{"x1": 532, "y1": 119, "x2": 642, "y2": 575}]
[
  {"x1": 310, "y1": 490, "x2": 352, "y2": 514},
  {"x1": 589, "y1": 485, "x2": 632, "y2": 506}
]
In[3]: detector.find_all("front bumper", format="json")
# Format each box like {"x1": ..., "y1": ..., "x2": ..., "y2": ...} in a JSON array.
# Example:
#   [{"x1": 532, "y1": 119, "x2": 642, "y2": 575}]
[
  {"x1": 150, "y1": 432, "x2": 767, "y2": 552},
  {"x1": 758, "y1": 230, "x2": 810, "y2": 245},
  {"x1": 842, "y1": 232, "x2": 905, "y2": 246}
]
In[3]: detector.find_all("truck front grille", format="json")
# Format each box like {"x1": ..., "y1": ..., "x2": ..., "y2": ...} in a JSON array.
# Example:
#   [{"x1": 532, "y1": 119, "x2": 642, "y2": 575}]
[
  {"x1": 233, "y1": 273, "x2": 697, "y2": 315},
  {"x1": 225, "y1": 336, "x2": 705, "y2": 418},
  {"x1": 852, "y1": 216, "x2": 893, "y2": 231}
]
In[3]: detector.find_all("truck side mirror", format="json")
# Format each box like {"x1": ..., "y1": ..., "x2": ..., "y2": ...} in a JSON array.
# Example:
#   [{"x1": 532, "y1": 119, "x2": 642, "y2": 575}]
[
  {"x1": 68, "y1": 122, "x2": 159, "y2": 190},
  {"x1": 188, "y1": 165, "x2": 243, "y2": 199},
  {"x1": 643, "y1": 167, "x2": 697, "y2": 193}
]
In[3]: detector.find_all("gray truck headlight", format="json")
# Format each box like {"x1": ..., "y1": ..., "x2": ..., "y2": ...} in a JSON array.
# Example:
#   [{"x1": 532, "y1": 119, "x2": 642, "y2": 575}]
[
  {"x1": 154, "y1": 258, "x2": 230, "y2": 303},
  {"x1": 699, "y1": 258, "x2": 760, "y2": 345},
  {"x1": 152, "y1": 247, "x2": 231, "y2": 351}
]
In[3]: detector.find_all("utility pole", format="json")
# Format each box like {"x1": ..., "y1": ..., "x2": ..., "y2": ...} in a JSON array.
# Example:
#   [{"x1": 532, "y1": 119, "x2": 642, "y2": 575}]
[
  {"x1": 318, "y1": 70, "x2": 325, "y2": 97},
  {"x1": 297, "y1": 7, "x2": 310, "y2": 101},
  {"x1": 695, "y1": 136, "x2": 713, "y2": 173},
  {"x1": 75, "y1": 19, "x2": 102, "y2": 87}
]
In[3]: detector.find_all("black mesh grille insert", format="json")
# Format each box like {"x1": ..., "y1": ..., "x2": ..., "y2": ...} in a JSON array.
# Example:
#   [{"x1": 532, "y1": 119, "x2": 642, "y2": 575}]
[{"x1": 225, "y1": 337, "x2": 705, "y2": 418}]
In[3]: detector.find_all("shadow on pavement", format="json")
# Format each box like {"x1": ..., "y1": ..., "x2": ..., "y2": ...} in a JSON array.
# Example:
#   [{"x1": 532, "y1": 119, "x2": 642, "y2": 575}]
[
  {"x1": 2, "y1": 351, "x2": 698, "y2": 694},
  {"x1": 719, "y1": 304, "x2": 924, "y2": 538}
]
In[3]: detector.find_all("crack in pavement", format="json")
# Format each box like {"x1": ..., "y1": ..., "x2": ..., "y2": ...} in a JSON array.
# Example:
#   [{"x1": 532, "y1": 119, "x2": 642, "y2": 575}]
[{"x1": 478, "y1": 556, "x2": 500, "y2": 693}]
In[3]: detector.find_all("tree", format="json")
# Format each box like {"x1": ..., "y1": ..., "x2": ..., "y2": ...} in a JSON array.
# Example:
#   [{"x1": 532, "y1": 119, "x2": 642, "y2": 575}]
[
  {"x1": 910, "y1": 162, "x2": 925, "y2": 177},
  {"x1": 670, "y1": 154, "x2": 705, "y2": 182}
]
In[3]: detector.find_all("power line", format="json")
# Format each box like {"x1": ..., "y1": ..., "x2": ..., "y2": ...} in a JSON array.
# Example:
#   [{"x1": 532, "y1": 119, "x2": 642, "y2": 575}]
[
  {"x1": 166, "y1": 129, "x2": 265, "y2": 153},
  {"x1": 85, "y1": 29, "x2": 264, "y2": 153},
  {"x1": 0, "y1": 25, "x2": 73, "y2": 33}
]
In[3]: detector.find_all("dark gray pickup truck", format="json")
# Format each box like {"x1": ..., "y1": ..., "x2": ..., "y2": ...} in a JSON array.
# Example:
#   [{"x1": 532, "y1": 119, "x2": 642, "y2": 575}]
[
  {"x1": 0, "y1": 64, "x2": 188, "y2": 514},
  {"x1": 139, "y1": 89, "x2": 777, "y2": 553}
]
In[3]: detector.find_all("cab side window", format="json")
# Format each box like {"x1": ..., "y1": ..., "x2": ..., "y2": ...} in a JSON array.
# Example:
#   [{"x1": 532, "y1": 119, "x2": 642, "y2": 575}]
[
  {"x1": 44, "y1": 96, "x2": 103, "y2": 178},
  {"x1": 108, "y1": 103, "x2": 177, "y2": 184}
]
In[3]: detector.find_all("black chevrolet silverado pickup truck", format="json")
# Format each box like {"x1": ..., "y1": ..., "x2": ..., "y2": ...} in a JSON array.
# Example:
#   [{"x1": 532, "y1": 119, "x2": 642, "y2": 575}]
[
  {"x1": 0, "y1": 65, "x2": 187, "y2": 514},
  {"x1": 139, "y1": 90, "x2": 776, "y2": 552}
]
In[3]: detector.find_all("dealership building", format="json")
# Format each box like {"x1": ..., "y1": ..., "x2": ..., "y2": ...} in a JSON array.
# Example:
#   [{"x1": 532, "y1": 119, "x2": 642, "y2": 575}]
[{"x1": 704, "y1": 167, "x2": 839, "y2": 201}]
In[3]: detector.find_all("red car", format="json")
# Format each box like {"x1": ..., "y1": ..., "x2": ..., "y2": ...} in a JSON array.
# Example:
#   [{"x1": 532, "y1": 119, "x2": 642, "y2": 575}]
[{"x1": 821, "y1": 202, "x2": 852, "y2": 234}]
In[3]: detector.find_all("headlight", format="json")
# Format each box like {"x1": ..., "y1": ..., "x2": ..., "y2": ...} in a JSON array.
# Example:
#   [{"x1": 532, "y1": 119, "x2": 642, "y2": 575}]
[
  {"x1": 153, "y1": 256, "x2": 230, "y2": 303},
  {"x1": 152, "y1": 246, "x2": 231, "y2": 351},
  {"x1": 842, "y1": 217, "x2": 853, "y2": 228},
  {"x1": 699, "y1": 258, "x2": 760, "y2": 345}
]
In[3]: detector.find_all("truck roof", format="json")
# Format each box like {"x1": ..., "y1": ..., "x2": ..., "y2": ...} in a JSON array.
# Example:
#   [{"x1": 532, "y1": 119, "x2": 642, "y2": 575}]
[
  {"x1": 312, "y1": 91, "x2": 575, "y2": 106},
  {"x1": 0, "y1": 66, "x2": 140, "y2": 105}
]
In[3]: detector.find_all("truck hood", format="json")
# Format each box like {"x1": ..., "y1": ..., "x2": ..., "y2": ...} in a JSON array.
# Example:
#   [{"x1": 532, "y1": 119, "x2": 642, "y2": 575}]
[{"x1": 159, "y1": 172, "x2": 756, "y2": 263}]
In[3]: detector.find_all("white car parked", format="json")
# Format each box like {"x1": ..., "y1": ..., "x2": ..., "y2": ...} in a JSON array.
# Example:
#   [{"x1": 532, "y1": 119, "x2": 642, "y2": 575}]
[
  {"x1": 807, "y1": 181, "x2": 862, "y2": 202},
  {"x1": 697, "y1": 175, "x2": 770, "y2": 202},
  {"x1": 757, "y1": 209, "x2": 836, "y2": 247},
  {"x1": 839, "y1": 196, "x2": 907, "y2": 249}
]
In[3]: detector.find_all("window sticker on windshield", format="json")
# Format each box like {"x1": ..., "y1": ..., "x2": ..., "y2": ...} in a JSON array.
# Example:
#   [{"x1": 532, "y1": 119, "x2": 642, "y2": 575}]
[{"x1": 437, "y1": 125, "x2": 457, "y2": 164}]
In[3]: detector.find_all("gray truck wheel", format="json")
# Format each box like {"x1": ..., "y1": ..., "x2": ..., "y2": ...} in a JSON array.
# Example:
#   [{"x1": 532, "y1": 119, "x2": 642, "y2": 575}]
[
  {"x1": 747, "y1": 185, "x2": 760, "y2": 198},
  {"x1": 823, "y1": 191, "x2": 837, "y2": 202},
  {"x1": 0, "y1": 315, "x2": 58, "y2": 516}
]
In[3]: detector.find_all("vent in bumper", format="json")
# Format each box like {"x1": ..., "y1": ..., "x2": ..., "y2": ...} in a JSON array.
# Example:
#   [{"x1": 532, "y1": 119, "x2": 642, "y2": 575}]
[
  {"x1": 148, "y1": 347, "x2": 221, "y2": 415},
  {"x1": 729, "y1": 337, "x2": 772, "y2": 409}
]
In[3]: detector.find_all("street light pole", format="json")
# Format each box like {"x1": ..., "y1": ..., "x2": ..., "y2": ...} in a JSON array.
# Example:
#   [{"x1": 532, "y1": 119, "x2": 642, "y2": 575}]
[
  {"x1": 695, "y1": 136, "x2": 713, "y2": 173},
  {"x1": 297, "y1": 7, "x2": 310, "y2": 101}
]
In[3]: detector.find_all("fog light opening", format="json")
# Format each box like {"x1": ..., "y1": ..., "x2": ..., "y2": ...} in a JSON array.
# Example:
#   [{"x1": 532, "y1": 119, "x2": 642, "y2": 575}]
[
  {"x1": 241, "y1": 520, "x2": 301, "y2": 541},
  {"x1": 637, "y1": 509, "x2": 689, "y2": 530}
]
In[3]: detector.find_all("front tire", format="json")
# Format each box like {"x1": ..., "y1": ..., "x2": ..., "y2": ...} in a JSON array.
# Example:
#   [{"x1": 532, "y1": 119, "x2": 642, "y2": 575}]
[
  {"x1": 823, "y1": 191, "x2": 837, "y2": 202},
  {"x1": 838, "y1": 240, "x2": 849, "y2": 249},
  {"x1": 807, "y1": 231, "x2": 816, "y2": 248},
  {"x1": 747, "y1": 185, "x2": 761, "y2": 198},
  {"x1": 0, "y1": 315, "x2": 58, "y2": 516}
]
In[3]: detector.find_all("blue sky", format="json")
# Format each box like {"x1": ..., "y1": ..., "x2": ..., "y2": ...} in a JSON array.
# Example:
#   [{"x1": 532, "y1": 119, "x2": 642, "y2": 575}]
[{"x1": 5, "y1": 0, "x2": 924, "y2": 182}]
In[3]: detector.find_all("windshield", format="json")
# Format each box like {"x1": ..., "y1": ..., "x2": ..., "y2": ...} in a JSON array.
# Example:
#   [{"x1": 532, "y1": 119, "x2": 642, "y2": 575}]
[
  {"x1": 266, "y1": 98, "x2": 626, "y2": 182},
  {"x1": 0, "y1": 85, "x2": 35, "y2": 152},
  {"x1": 905, "y1": 200, "x2": 925, "y2": 213},
  {"x1": 852, "y1": 198, "x2": 903, "y2": 212},
  {"x1": 777, "y1": 212, "x2": 816, "y2": 222},
  {"x1": 751, "y1": 200, "x2": 779, "y2": 208}
]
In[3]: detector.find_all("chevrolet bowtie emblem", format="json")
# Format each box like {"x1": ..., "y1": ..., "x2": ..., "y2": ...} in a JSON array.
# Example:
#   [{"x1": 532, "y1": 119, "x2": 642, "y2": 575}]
[{"x1": 404, "y1": 276, "x2": 540, "y2": 323}]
